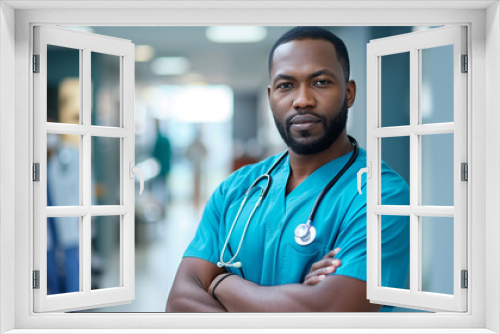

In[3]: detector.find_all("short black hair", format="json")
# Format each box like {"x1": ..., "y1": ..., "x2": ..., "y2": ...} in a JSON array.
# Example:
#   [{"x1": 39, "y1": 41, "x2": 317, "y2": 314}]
[{"x1": 268, "y1": 26, "x2": 350, "y2": 82}]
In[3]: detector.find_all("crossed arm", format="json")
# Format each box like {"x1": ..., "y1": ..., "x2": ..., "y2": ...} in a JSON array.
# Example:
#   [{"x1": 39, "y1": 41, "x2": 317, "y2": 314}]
[{"x1": 166, "y1": 250, "x2": 381, "y2": 312}]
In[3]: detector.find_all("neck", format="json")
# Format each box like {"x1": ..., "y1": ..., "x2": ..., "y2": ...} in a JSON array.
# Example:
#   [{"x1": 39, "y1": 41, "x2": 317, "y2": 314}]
[{"x1": 286, "y1": 133, "x2": 353, "y2": 194}]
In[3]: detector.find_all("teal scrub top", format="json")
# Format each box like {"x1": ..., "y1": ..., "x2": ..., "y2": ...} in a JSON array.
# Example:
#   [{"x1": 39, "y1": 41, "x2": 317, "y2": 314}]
[{"x1": 184, "y1": 148, "x2": 410, "y2": 310}]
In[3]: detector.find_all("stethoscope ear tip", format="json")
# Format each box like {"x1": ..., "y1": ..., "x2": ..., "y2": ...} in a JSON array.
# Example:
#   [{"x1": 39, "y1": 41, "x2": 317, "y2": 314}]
[{"x1": 217, "y1": 261, "x2": 242, "y2": 268}]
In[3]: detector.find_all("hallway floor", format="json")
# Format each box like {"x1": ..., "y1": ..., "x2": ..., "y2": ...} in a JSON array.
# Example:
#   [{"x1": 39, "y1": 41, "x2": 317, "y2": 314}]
[{"x1": 85, "y1": 200, "x2": 201, "y2": 312}]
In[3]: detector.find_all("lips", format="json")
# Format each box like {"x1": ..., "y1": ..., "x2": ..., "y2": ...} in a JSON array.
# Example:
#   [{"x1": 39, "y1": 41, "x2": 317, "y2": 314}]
[{"x1": 289, "y1": 114, "x2": 321, "y2": 131}]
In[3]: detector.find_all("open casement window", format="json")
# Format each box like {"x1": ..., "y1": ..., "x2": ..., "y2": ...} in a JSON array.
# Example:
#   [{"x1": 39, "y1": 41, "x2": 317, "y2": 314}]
[
  {"x1": 366, "y1": 26, "x2": 467, "y2": 312},
  {"x1": 33, "y1": 26, "x2": 141, "y2": 312}
]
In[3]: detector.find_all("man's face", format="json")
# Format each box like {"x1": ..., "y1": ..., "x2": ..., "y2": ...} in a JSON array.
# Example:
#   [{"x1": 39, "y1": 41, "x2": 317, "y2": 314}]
[{"x1": 268, "y1": 39, "x2": 355, "y2": 155}]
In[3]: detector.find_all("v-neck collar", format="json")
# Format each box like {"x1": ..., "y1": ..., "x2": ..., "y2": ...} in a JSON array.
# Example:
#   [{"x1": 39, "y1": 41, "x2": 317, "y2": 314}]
[
  {"x1": 262, "y1": 149, "x2": 355, "y2": 224},
  {"x1": 283, "y1": 150, "x2": 354, "y2": 209}
]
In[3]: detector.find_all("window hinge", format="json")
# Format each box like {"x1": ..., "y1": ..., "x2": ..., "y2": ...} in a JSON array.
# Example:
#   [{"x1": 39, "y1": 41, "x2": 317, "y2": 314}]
[
  {"x1": 33, "y1": 270, "x2": 40, "y2": 289},
  {"x1": 461, "y1": 270, "x2": 468, "y2": 289},
  {"x1": 33, "y1": 54, "x2": 40, "y2": 73},
  {"x1": 461, "y1": 162, "x2": 468, "y2": 181},
  {"x1": 461, "y1": 54, "x2": 468, "y2": 73},
  {"x1": 33, "y1": 163, "x2": 40, "y2": 182}
]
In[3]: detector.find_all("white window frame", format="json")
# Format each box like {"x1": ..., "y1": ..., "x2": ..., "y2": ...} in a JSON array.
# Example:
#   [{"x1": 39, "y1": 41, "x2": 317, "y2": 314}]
[
  {"x1": 366, "y1": 26, "x2": 468, "y2": 312},
  {"x1": 1, "y1": 1, "x2": 499, "y2": 333},
  {"x1": 33, "y1": 25, "x2": 136, "y2": 313}
]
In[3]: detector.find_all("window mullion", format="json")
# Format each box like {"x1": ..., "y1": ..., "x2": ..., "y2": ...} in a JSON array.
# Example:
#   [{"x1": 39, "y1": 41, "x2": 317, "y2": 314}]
[
  {"x1": 409, "y1": 47, "x2": 420, "y2": 296},
  {"x1": 82, "y1": 47, "x2": 92, "y2": 294}
]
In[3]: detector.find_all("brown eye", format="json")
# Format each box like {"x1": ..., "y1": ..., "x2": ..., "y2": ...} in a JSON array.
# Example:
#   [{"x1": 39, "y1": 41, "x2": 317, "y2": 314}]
[
  {"x1": 277, "y1": 82, "x2": 292, "y2": 89},
  {"x1": 315, "y1": 80, "x2": 331, "y2": 86}
]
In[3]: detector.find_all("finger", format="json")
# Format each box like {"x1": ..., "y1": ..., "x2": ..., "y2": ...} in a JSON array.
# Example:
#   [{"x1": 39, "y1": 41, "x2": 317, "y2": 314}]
[
  {"x1": 314, "y1": 248, "x2": 340, "y2": 267},
  {"x1": 309, "y1": 256, "x2": 342, "y2": 273},
  {"x1": 307, "y1": 259, "x2": 342, "y2": 278},
  {"x1": 303, "y1": 274, "x2": 326, "y2": 286},
  {"x1": 306, "y1": 262, "x2": 340, "y2": 280},
  {"x1": 304, "y1": 269, "x2": 332, "y2": 283},
  {"x1": 309, "y1": 258, "x2": 333, "y2": 272},
  {"x1": 324, "y1": 248, "x2": 341, "y2": 258}
]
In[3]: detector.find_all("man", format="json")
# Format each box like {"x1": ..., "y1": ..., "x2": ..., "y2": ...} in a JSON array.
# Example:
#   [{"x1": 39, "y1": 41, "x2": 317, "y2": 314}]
[{"x1": 166, "y1": 26, "x2": 409, "y2": 312}]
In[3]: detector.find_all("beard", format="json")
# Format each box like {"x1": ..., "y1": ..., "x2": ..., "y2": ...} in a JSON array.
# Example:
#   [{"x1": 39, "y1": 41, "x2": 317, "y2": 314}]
[{"x1": 273, "y1": 99, "x2": 348, "y2": 155}]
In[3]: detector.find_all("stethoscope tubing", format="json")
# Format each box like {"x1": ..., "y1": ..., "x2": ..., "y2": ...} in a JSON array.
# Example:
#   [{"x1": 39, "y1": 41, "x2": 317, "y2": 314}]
[
  {"x1": 218, "y1": 136, "x2": 358, "y2": 268},
  {"x1": 217, "y1": 154, "x2": 286, "y2": 268},
  {"x1": 307, "y1": 135, "x2": 359, "y2": 223},
  {"x1": 218, "y1": 190, "x2": 264, "y2": 268}
]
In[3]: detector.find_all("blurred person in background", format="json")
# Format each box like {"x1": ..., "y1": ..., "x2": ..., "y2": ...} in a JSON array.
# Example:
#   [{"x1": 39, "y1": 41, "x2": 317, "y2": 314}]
[
  {"x1": 151, "y1": 118, "x2": 172, "y2": 219},
  {"x1": 185, "y1": 126, "x2": 208, "y2": 211},
  {"x1": 46, "y1": 79, "x2": 81, "y2": 294}
]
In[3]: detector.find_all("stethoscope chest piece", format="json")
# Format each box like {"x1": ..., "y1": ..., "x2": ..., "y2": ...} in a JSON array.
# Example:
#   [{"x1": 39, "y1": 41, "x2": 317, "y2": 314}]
[{"x1": 294, "y1": 224, "x2": 317, "y2": 246}]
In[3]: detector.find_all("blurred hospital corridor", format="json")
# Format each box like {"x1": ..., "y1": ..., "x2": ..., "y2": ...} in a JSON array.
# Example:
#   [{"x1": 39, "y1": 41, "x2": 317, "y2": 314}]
[{"x1": 86, "y1": 199, "x2": 201, "y2": 312}]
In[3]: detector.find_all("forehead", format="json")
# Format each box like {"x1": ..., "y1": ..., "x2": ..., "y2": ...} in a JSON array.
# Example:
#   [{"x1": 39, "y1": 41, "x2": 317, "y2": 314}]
[{"x1": 271, "y1": 39, "x2": 339, "y2": 76}]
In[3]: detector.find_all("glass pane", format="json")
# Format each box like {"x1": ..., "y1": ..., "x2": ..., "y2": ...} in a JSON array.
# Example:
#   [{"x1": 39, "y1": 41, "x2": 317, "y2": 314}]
[
  {"x1": 381, "y1": 215, "x2": 410, "y2": 290},
  {"x1": 381, "y1": 52, "x2": 410, "y2": 127},
  {"x1": 381, "y1": 136, "x2": 410, "y2": 205},
  {"x1": 91, "y1": 52, "x2": 121, "y2": 127},
  {"x1": 91, "y1": 216, "x2": 121, "y2": 290},
  {"x1": 47, "y1": 216, "x2": 80, "y2": 295},
  {"x1": 47, "y1": 45, "x2": 80, "y2": 124},
  {"x1": 421, "y1": 133, "x2": 454, "y2": 206},
  {"x1": 91, "y1": 137, "x2": 121, "y2": 206},
  {"x1": 421, "y1": 45, "x2": 454, "y2": 124},
  {"x1": 47, "y1": 134, "x2": 80, "y2": 206},
  {"x1": 421, "y1": 216, "x2": 454, "y2": 294}
]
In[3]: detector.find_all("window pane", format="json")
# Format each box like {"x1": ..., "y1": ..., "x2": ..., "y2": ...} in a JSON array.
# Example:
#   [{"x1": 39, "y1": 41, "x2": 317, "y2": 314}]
[
  {"x1": 421, "y1": 45, "x2": 454, "y2": 124},
  {"x1": 381, "y1": 215, "x2": 410, "y2": 290},
  {"x1": 381, "y1": 52, "x2": 410, "y2": 127},
  {"x1": 421, "y1": 216, "x2": 454, "y2": 294},
  {"x1": 421, "y1": 133, "x2": 454, "y2": 206},
  {"x1": 47, "y1": 216, "x2": 80, "y2": 295},
  {"x1": 47, "y1": 134, "x2": 80, "y2": 206},
  {"x1": 47, "y1": 45, "x2": 80, "y2": 124},
  {"x1": 92, "y1": 216, "x2": 121, "y2": 290},
  {"x1": 91, "y1": 52, "x2": 121, "y2": 127},
  {"x1": 91, "y1": 137, "x2": 121, "y2": 205},
  {"x1": 381, "y1": 136, "x2": 410, "y2": 205}
]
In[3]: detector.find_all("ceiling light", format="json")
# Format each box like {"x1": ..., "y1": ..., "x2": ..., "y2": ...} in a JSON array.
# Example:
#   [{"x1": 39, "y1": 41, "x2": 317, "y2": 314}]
[
  {"x1": 170, "y1": 85, "x2": 233, "y2": 123},
  {"x1": 206, "y1": 26, "x2": 267, "y2": 43},
  {"x1": 151, "y1": 57, "x2": 190, "y2": 76},
  {"x1": 135, "y1": 45, "x2": 155, "y2": 62}
]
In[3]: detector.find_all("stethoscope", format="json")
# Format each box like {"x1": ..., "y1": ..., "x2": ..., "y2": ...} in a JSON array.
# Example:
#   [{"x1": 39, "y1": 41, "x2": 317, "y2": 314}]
[{"x1": 217, "y1": 136, "x2": 359, "y2": 269}]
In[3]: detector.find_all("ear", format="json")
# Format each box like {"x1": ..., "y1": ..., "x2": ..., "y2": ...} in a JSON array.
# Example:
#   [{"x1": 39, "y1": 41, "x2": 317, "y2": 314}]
[
  {"x1": 346, "y1": 80, "x2": 356, "y2": 108},
  {"x1": 267, "y1": 85, "x2": 271, "y2": 100}
]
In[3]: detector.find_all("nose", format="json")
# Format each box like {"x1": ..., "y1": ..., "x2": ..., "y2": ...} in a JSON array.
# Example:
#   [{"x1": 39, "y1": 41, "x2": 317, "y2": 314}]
[{"x1": 292, "y1": 85, "x2": 316, "y2": 110}]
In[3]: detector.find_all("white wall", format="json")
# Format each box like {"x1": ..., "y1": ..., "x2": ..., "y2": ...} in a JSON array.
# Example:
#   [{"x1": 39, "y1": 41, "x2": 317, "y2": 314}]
[
  {"x1": 485, "y1": 2, "x2": 500, "y2": 332},
  {"x1": 0, "y1": 2, "x2": 16, "y2": 333}
]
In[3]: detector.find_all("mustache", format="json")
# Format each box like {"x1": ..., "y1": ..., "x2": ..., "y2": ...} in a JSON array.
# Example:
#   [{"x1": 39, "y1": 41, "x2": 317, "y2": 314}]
[{"x1": 285, "y1": 111, "x2": 327, "y2": 129}]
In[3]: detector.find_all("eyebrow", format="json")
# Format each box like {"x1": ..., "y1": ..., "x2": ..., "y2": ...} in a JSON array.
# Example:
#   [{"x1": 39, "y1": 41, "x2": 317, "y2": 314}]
[{"x1": 272, "y1": 69, "x2": 337, "y2": 85}]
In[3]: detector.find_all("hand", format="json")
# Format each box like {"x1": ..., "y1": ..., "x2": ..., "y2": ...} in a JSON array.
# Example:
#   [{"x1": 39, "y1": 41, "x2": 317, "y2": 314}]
[{"x1": 303, "y1": 248, "x2": 342, "y2": 286}]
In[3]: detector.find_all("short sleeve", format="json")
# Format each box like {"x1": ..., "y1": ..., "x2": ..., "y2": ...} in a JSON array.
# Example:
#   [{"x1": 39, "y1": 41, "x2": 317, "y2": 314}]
[
  {"x1": 183, "y1": 182, "x2": 225, "y2": 265},
  {"x1": 333, "y1": 193, "x2": 369, "y2": 282},
  {"x1": 182, "y1": 160, "x2": 272, "y2": 267},
  {"x1": 333, "y1": 168, "x2": 410, "y2": 291}
]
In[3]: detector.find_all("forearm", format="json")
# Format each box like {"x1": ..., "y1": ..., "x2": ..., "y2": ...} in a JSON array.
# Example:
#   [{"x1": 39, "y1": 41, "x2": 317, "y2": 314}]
[
  {"x1": 214, "y1": 275, "x2": 318, "y2": 312},
  {"x1": 214, "y1": 275, "x2": 381, "y2": 312},
  {"x1": 166, "y1": 275, "x2": 227, "y2": 312},
  {"x1": 166, "y1": 257, "x2": 229, "y2": 312}
]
